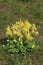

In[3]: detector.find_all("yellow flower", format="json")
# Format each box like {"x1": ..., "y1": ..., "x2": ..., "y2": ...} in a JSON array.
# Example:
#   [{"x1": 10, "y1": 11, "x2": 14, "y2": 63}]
[
  {"x1": 6, "y1": 25, "x2": 13, "y2": 36},
  {"x1": 30, "y1": 37, "x2": 33, "y2": 41},
  {"x1": 25, "y1": 20, "x2": 32, "y2": 29},
  {"x1": 32, "y1": 24, "x2": 37, "y2": 31},
  {"x1": 23, "y1": 27, "x2": 28, "y2": 33},
  {"x1": 16, "y1": 20, "x2": 24, "y2": 28},
  {"x1": 11, "y1": 24, "x2": 20, "y2": 31},
  {"x1": 26, "y1": 33, "x2": 33, "y2": 41},
  {"x1": 13, "y1": 30, "x2": 17, "y2": 34},
  {"x1": 35, "y1": 31, "x2": 39, "y2": 35},
  {"x1": 31, "y1": 30, "x2": 35, "y2": 34},
  {"x1": 6, "y1": 20, "x2": 39, "y2": 42},
  {"x1": 16, "y1": 32, "x2": 22, "y2": 37}
]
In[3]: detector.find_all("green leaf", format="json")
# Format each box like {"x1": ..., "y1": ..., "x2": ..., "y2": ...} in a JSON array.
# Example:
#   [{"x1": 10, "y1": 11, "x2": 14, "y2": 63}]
[
  {"x1": 20, "y1": 45, "x2": 26, "y2": 53},
  {"x1": 8, "y1": 48, "x2": 19, "y2": 53},
  {"x1": 27, "y1": 41, "x2": 35, "y2": 48}
]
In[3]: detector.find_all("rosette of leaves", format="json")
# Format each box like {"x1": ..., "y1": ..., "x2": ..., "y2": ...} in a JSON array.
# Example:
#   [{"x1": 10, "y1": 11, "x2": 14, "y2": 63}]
[{"x1": 3, "y1": 20, "x2": 40, "y2": 54}]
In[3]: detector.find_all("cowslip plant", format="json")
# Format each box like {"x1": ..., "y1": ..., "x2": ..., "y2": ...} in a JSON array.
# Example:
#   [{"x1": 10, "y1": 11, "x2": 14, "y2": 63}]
[{"x1": 3, "y1": 20, "x2": 39, "y2": 53}]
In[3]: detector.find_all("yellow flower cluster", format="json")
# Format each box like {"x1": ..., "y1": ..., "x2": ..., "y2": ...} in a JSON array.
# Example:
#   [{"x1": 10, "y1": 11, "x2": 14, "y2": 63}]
[
  {"x1": 6, "y1": 20, "x2": 39, "y2": 42},
  {"x1": 6, "y1": 26, "x2": 13, "y2": 36},
  {"x1": 32, "y1": 24, "x2": 39, "y2": 35}
]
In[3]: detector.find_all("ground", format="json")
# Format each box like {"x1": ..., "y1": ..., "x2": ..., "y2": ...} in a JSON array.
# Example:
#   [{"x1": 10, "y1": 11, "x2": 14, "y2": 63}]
[{"x1": 0, "y1": 0, "x2": 43, "y2": 65}]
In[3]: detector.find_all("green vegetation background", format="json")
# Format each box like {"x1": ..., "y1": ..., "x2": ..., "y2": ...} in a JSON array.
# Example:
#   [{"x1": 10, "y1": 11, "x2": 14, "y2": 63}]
[{"x1": 0, "y1": 0, "x2": 43, "y2": 65}]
